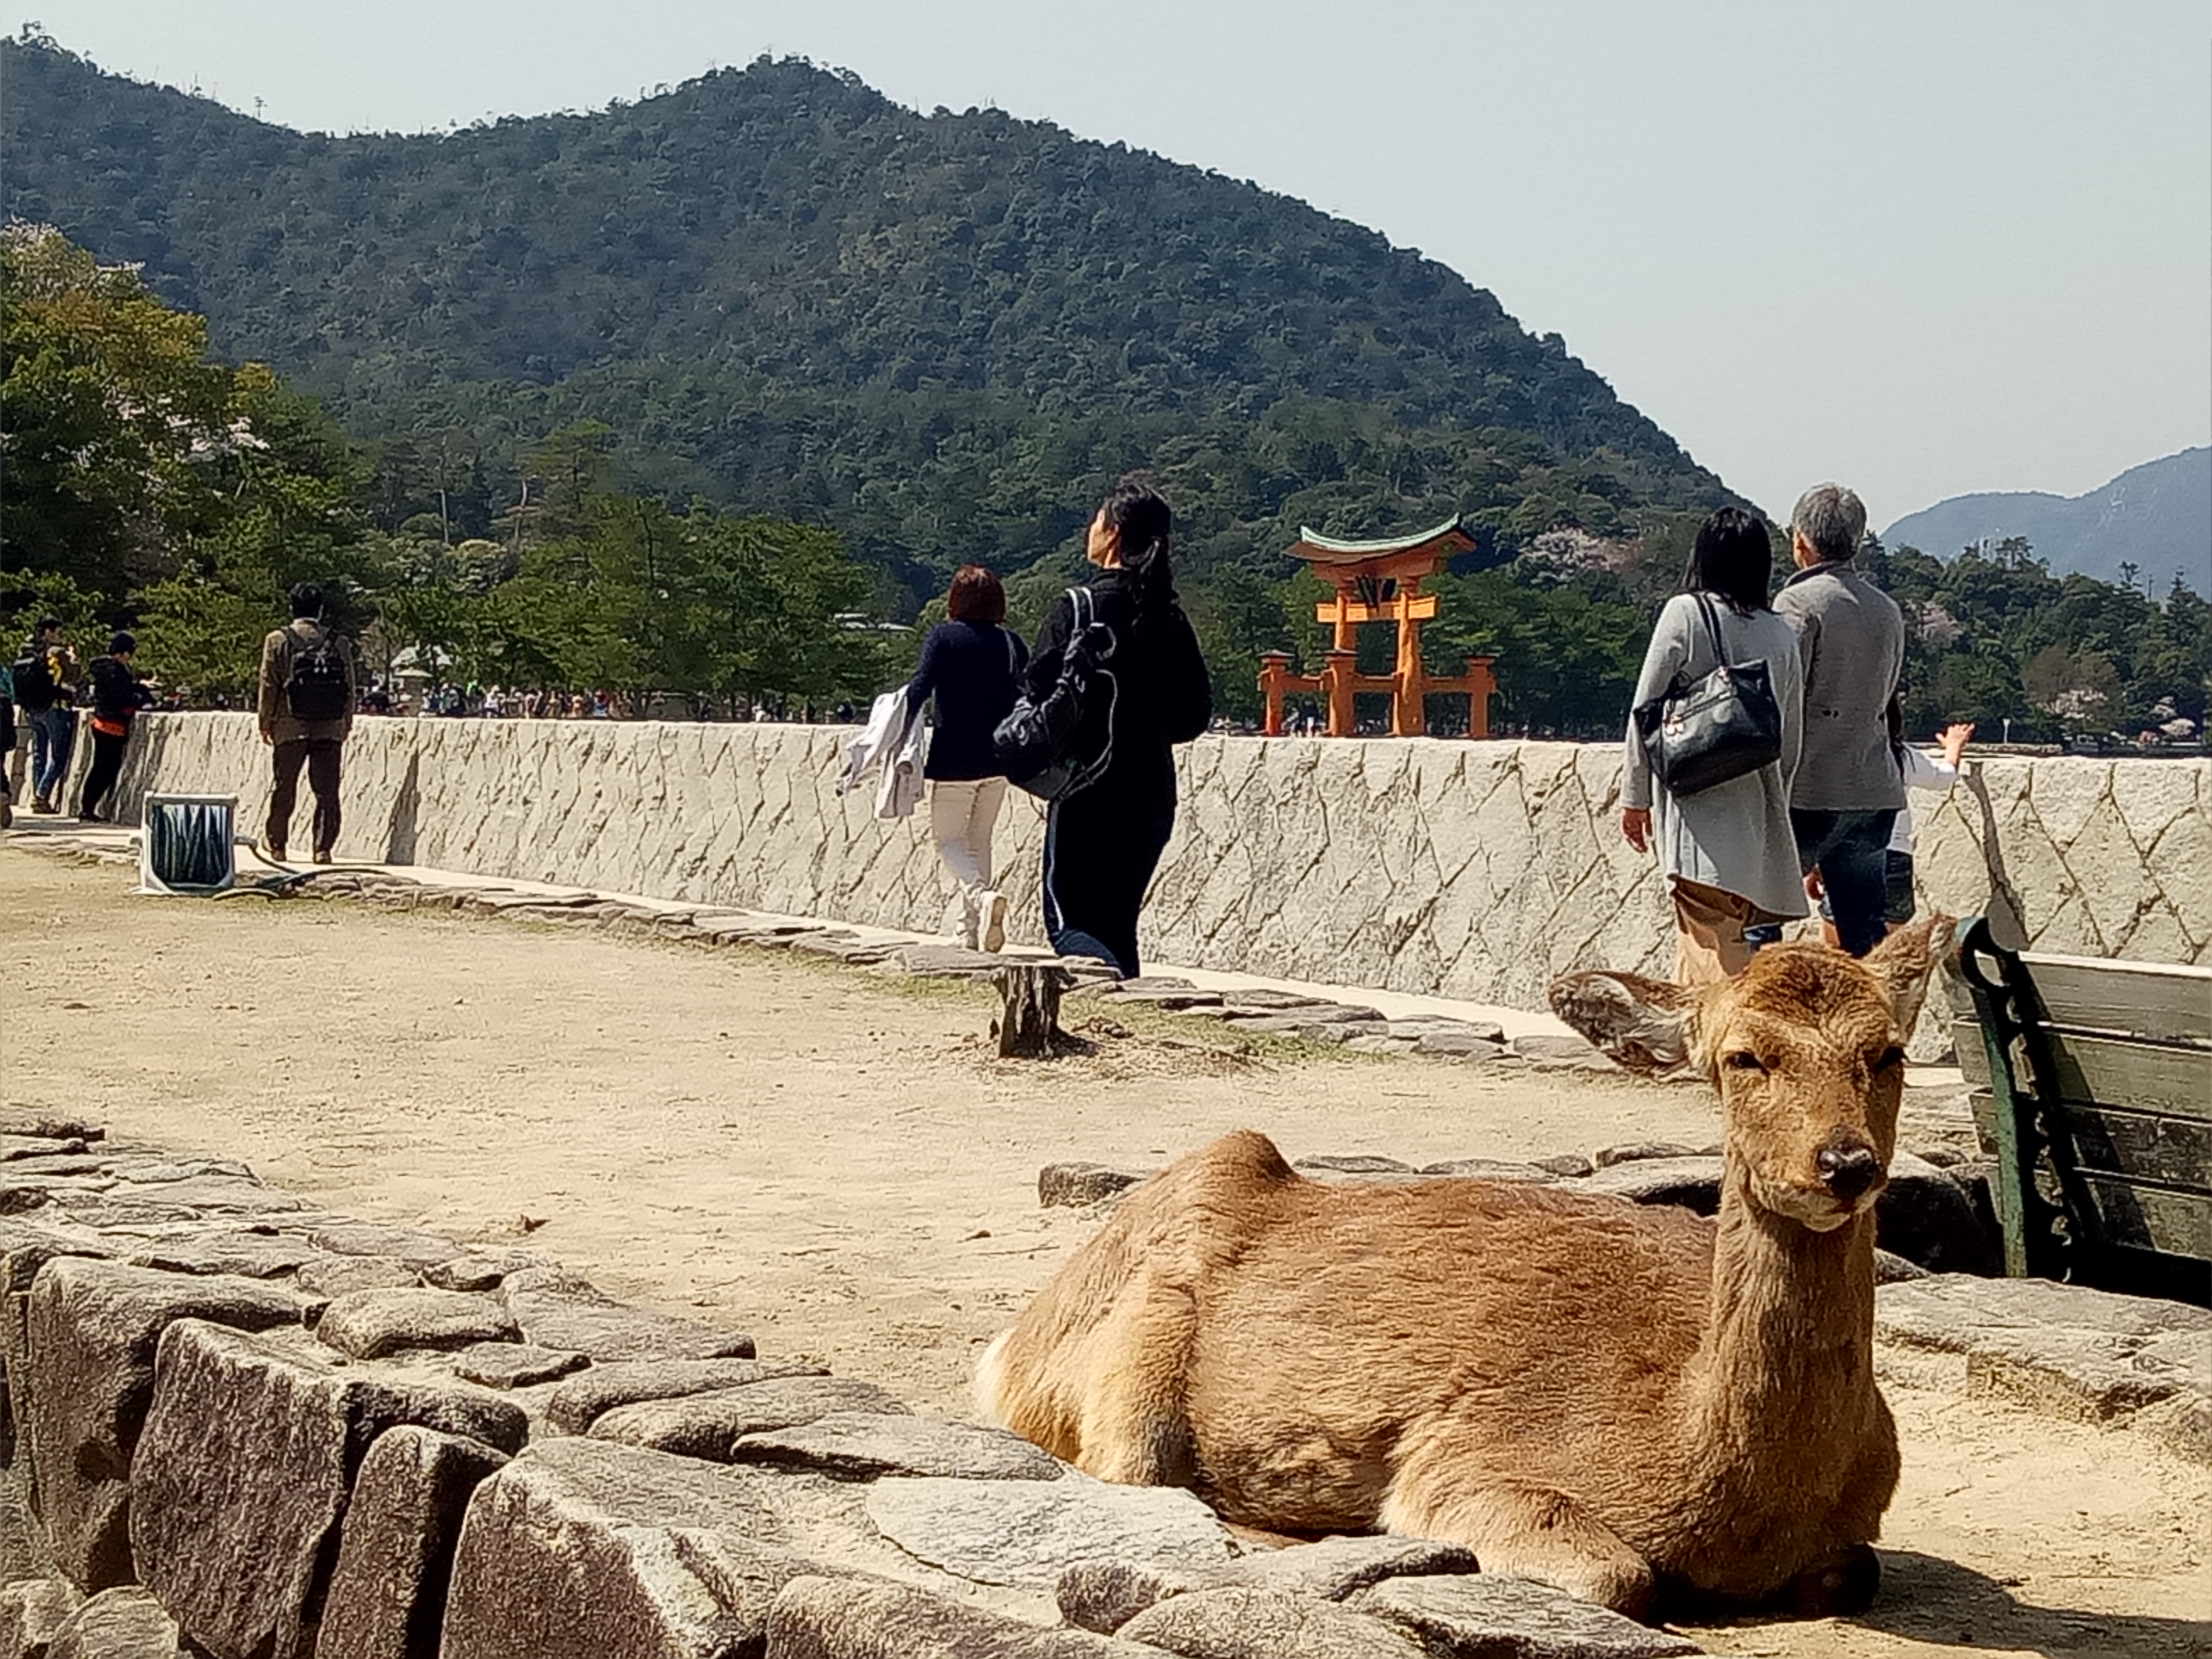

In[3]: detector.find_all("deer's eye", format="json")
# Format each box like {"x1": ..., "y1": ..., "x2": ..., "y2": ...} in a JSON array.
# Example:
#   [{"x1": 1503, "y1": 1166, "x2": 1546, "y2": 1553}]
[
  {"x1": 1874, "y1": 1045, "x2": 1907, "y2": 1071},
  {"x1": 1722, "y1": 1051, "x2": 1766, "y2": 1073}
]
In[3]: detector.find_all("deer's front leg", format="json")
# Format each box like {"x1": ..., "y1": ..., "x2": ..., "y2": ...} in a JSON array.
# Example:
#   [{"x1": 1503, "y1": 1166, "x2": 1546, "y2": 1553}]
[{"x1": 1381, "y1": 1472, "x2": 1656, "y2": 1620}]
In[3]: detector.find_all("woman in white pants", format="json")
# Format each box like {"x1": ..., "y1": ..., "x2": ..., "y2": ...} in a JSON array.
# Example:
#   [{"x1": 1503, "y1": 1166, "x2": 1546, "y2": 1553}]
[{"x1": 907, "y1": 567, "x2": 1028, "y2": 950}]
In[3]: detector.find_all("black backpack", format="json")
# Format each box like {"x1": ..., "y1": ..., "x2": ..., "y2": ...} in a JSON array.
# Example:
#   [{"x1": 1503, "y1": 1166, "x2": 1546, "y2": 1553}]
[
  {"x1": 10, "y1": 647, "x2": 55, "y2": 714},
  {"x1": 283, "y1": 629, "x2": 351, "y2": 722},
  {"x1": 994, "y1": 586, "x2": 1117, "y2": 801}
]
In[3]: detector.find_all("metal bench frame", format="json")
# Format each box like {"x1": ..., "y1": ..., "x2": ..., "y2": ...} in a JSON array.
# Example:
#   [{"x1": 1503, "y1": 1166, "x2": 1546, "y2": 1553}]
[{"x1": 1953, "y1": 915, "x2": 2210, "y2": 1307}]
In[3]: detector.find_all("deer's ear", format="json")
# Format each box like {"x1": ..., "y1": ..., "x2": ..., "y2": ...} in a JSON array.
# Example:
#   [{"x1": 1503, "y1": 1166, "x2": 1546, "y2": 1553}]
[
  {"x1": 1548, "y1": 971, "x2": 1697, "y2": 1074},
  {"x1": 1863, "y1": 914, "x2": 1951, "y2": 1035}
]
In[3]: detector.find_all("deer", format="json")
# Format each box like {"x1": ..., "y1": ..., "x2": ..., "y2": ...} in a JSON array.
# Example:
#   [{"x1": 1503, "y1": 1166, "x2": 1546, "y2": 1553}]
[{"x1": 976, "y1": 918, "x2": 1948, "y2": 1622}]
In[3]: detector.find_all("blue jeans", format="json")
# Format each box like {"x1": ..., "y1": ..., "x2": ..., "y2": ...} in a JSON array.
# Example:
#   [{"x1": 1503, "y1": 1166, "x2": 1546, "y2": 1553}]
[
  {"x1": 1791, "y1": 808, "x2": 1899, "y2": 958},
  {"x1": 29, "y1": 707, "x2": 72, "y2": 801}
]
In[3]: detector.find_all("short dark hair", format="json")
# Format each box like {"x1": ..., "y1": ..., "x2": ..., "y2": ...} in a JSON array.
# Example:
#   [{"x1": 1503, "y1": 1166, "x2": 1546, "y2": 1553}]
[
  {"x1": 110, "y1": 630, "x2": 136, "y2": 656},
  {"x1": 289, "y1": 583, "x2": 324, "y2": 620},
  {"x1": 946, "y1": 565, "x2": 1007, "y2": 624},
  {"x1": 36, "y1": 615, "x2": 61, "y2": 634},
  {"x1": 1682, "y1": 507, "x2": 1774, "y2": 614}
]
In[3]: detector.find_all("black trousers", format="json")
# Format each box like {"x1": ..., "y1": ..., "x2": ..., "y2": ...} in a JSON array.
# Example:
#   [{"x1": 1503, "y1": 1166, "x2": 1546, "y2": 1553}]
[
  {"x1": 270, "y1": 738, "x2": 344, "y2": 856},
  {"x1": 79, "y1": 729, "x2": 128, "y2": 819},
  {"x1": 1042, "y1": 767, "x2": 1177, "y2": 979}
]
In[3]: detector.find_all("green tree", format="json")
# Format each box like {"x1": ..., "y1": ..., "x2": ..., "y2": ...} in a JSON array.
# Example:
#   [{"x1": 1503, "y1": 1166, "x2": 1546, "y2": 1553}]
[{"x1": 0, "y1": 222, "x2": 234, "y2": 596}]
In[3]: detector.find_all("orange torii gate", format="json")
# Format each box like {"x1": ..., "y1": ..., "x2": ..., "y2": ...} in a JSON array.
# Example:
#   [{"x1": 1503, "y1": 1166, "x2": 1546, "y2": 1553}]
[{"x1": 1259, "y1": 517, "x2": 1498, "y2": 738}]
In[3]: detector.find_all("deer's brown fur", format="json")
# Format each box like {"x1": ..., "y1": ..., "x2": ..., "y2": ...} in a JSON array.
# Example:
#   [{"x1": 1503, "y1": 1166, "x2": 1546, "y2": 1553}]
[{"x1": 976, "y1": 919, "x2": 1948, "y2": 1619}]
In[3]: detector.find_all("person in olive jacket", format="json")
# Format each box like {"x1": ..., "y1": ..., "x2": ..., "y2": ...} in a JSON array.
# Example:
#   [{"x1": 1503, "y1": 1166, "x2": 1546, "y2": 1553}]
[
  {"x1": 1022, "y1": 477, "x2": 1212, "y2": 978},
  {"x1": 257, "y1": 583, "x2": 356, "y2": 864}
]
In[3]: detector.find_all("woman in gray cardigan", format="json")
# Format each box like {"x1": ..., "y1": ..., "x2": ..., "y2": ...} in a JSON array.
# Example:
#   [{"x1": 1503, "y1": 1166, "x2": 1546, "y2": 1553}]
[{"x1": 1621, "y1": 507, "x2": 1807, "y2": 982}]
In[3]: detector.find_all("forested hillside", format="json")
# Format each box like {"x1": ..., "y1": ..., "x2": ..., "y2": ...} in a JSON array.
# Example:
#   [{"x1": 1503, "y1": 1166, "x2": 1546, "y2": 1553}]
[
  {"x1": 5, "y1": 30, "x2": 2205, "y2": 741},
  {"x1": 0, "y1": 29, "x2": 1724, "y2": 606}
]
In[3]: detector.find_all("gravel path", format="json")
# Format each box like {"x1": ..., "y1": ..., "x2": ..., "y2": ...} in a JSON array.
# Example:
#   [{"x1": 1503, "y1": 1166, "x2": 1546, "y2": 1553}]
[{"x1": 3, "y1": 844, "x2": 2203, "y2": 1658}]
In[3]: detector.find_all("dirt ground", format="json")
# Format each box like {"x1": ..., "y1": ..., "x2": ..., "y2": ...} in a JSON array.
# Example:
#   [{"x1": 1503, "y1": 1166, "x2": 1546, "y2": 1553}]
[{"x1": 2, "y1": 845, "x2": 2205, "y2": 1658}]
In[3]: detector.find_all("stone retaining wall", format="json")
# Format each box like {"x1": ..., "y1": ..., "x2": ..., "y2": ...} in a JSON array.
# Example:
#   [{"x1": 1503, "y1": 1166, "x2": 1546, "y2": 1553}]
[
  {"x1": 0, "y1": 1106, "x2": 2202, "y2": 1657},
  {"x1": 0, "y1": 1119, "x2": 1719, "y2": 1659},
  {"x1": 72, "y1": 715, "x2": 2212, "y2": 1011}
]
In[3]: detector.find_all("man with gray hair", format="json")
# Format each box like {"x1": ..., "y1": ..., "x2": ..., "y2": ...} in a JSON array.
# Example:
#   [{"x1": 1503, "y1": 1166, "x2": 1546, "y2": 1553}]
[{"x1": 1772, "y1": 484, "x2": 1905, "y2": 957}]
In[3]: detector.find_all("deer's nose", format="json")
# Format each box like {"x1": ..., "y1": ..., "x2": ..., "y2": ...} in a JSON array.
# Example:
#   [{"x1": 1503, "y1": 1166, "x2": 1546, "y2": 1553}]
[{"x1": 1816, "y1": 1138, "x2": 1883, "y2": 1204}]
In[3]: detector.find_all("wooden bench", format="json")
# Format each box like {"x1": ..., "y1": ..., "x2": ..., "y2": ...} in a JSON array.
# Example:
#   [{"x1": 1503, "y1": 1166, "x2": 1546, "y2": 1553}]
[{"x1": 1946, "y1": 916, "x2": 2211, "y2": 1306}]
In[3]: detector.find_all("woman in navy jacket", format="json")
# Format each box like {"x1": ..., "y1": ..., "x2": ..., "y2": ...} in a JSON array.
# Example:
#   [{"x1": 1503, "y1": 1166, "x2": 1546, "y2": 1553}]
[{"x1": 907, "y1": 566, "x2": 1028, "y2": 950}]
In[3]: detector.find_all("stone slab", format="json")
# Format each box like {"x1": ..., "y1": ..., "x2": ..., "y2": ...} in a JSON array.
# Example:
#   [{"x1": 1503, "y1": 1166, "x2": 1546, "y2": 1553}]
[
  {"x1": 1410, "y1": 1032, "x2": 1511, "y2": 1059},
  {"x1": 0, "y1": 1577, "x2": 78, "y2": 1655},
  {"x1": 590, "y1": 1376, "x2": 910, "y2": 1460},
  {"x1": 1059, "y1": 1536, "x2": 1480, "y2": 1635},
  {"x1": 1118, "y1": 1586, "x2": 1430, "y2": 1658},
  {"x1": 1570, "y1": 1158, "x2": 1724, "y2": 1214},
  {"x1": 1593, "y1": 1143, "x2": 1706, "y2": 1168},
  {"x1": 1294, "y1": 1157, "x2": 1416, "y2": 1176},
  {"x1": 865, "y1": 1476, "x2": 1237, "y2": 1588},
  {"x1": 129, "y1": 1320, "x2": 527, "y2": 1659},
  {"x1": 496, "y1": 1267, "x2": 753, "y2": 1361},
  {"x1": 123, "y1": 1230, "x2": 329, "y2": 1279},
  {"x1": 438, "y1": 1438, "x2": 820, "y2": 1659},
  {"x1": 24, "y1": 1258, "x2": 307, "y2": 1591},
  {"x1": 730, "y1": 1412, "x2": 1064, "y2": 1482},
  {"x1": 1348, "y1": 1574, "x2": 1704, "y2": 1657},
  {"x1": 316, "y1": 1425, "x2": 512, "y2": 1659},
  {"x1": 423, "y1": 1252, "x2": 548, "y2": 1293},
  {"x1": 295, "y1": 1256, "x2": 421, "y2": 1298},
  {"x1": 304, "y1": 1221, "x2": 468, "y2": 1270},
  {"x1": 767, "y1": 1576, "x2": 1160, "y2": 1658},
  {"x1": 317, "y1": 1288, "x2": 521, "y2": 1360},
  {"x1": 1875, "y1": 1274, "x2": 2212, "y2": 1421},
  {"x1": 43, "y1": 1587, "x2": 179, "y2": 1659},
  {"x1": 451, "y1": 1342, "x2": 590, "y2": 1390},
  {"x1": 542, "y1": 1355, "x2": 828, "y2": 1435},
  {"x1": 1418, "y1": 1159, "x2": 1557, "y2": 1182}
]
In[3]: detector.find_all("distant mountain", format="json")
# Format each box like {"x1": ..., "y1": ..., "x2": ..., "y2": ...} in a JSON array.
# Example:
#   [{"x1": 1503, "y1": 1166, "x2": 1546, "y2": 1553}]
[
  {"x1": 0, "y1": 35, "x2": 1732, "y2": 601},
  {"x1": 1883, "y1": 449, "x2": 2210, "y2": 593}
]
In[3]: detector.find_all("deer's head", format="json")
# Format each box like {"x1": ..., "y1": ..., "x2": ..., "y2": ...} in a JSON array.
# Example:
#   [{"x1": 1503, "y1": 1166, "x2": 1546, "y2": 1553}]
[{"x1": 1549, "y1": 917, "x2": 1948, "y2": 1232}]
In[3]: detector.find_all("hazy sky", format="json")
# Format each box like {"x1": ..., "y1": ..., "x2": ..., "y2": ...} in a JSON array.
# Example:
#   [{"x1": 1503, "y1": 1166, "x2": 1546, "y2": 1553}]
[{"x1": 13, "y1": 1, "x2": 2210, "y2": 525}]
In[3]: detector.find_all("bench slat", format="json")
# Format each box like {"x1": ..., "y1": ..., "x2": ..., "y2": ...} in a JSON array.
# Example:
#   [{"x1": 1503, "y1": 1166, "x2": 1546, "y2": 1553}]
[
  {"x1": 2081, "y1": 1175, "x2": 2212, "y2": 1258},
  {"x1": 1949, "y1": 1020, "x2": 2211, "y2": 1122},
  {"x1": 2056, "y1": 1103, "x2": 2212, "y2": 1191},
  {"x1": 2015, "y1": 953, "x2": 2212, "y2": 1043}
]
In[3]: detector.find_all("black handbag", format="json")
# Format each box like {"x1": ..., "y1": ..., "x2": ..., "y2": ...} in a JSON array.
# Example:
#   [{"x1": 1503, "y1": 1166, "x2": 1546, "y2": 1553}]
[
  {"x1": 994, "y1": 587, "x2": 1118, "y2": 801},
  {"x1": 1632, "y1": 594, "x2": 1783, "y2": 797}
]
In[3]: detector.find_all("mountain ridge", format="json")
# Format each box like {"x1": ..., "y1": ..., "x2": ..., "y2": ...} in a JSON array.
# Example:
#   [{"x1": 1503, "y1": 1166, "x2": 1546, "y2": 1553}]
[
  {"x1": 1, "y1": 35, "x2": 1731, "y2": 600},
  {"x1": 1884, "y1": 449, "x2": 2209, "y2": 593}
]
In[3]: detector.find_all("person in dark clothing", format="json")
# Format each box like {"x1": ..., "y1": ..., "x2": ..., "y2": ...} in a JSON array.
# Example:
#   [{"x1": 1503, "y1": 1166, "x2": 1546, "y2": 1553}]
[
  {"x1": 258, "y1": 583, "x2": 356, "y2": 864},
  {"x1": 907, "y1": 566, "x2": 1029, "y2": 951},
  {"x1": 78, "y1": 632, "x2": 153, "y2": 822},
  {"x1": 1023, "y1": 477, "x2": 1212, "y2": 977}
]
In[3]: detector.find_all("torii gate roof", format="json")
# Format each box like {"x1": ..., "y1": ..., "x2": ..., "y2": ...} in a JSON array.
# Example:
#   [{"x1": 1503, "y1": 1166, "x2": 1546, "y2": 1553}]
[{"x1": 1287, "y1": 515, "x2": 1477, "y2": 569}]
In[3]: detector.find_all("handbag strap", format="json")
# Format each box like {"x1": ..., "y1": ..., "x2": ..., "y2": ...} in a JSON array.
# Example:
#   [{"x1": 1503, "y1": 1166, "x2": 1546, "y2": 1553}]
[{"x1": 1692, "y1": 592, "x2": 1729, "y2": 665}]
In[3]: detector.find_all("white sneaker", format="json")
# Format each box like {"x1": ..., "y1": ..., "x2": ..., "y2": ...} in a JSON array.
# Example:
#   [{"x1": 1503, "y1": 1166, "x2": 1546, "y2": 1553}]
[{"x1": 981, "y1": 890, "x2": 1008, "y2": 953}]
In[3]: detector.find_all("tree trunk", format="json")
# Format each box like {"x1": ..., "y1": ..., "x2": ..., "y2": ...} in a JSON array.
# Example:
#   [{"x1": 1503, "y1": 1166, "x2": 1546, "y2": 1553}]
[{"x1": 995, "y1": 963, "x2": 1074, "y2": 1059}]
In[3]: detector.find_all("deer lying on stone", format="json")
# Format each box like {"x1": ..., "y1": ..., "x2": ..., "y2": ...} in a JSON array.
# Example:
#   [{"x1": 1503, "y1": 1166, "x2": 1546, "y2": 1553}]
[{"x1": 977, "y1": 918, "x2": 1947, "y2": 1621}]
